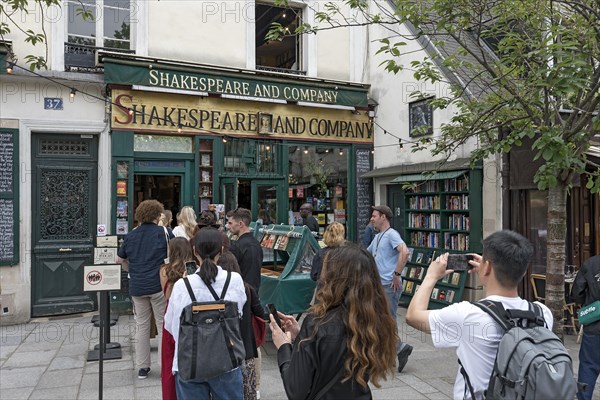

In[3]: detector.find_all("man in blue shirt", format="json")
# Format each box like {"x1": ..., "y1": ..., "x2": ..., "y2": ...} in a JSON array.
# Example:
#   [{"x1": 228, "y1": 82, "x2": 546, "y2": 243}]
[
  {"x1": 367, "y1": 205, "x2": 412, "y2": 373},
  {"x1": 117, "y1": 199, "x2": 174, "y2": 379}
]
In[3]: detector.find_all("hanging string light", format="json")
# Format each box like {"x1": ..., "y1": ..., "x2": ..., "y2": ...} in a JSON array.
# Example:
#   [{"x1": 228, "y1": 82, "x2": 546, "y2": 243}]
[{"x1": 69, "y1": 88, "x2": 77, "y2": 99}]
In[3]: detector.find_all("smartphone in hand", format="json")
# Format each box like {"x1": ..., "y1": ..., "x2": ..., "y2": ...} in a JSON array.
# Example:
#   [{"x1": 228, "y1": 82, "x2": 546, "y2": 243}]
[
  {"x1": 267, "y1": 303, "x2": 283, "y2": 329},
  {"x1": 185, "y1": 261, "x2": 197, "y2": 275},
  {"x1": 446, "y1": 254, "x2": 473, "y2": 271}
]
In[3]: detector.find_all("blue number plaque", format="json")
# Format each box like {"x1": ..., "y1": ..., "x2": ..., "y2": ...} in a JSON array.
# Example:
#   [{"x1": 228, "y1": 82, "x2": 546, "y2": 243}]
[{"x1": 44, "y1": 98, "x2": 64, "y2": 110}]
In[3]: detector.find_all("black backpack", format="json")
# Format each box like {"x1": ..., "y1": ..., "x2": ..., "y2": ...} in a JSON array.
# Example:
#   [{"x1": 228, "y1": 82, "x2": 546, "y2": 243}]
[
  {"x1": 460, "y1": 300, "x2": 577, "y2": 399},
  {"x1": 177, "y1": 271, "x2": 245, "y2": 381}
]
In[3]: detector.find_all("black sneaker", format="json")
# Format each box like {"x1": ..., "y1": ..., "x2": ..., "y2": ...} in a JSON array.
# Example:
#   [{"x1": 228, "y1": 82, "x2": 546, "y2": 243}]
[
  {"x1": 138, "y1": 367, "x2": 150, "y2": 379},
  {"x1": 397, "y1": 343, "x2": 413, "y2": 373}
]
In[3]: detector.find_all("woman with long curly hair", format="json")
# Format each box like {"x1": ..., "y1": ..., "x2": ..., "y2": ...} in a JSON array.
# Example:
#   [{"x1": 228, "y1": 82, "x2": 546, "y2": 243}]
[
  {"x1": 270, "y1": 245, "x2": 398, "y2": 399},
  {"x1": 172, "y1": 206, "x2": 197, "y2": 240}
]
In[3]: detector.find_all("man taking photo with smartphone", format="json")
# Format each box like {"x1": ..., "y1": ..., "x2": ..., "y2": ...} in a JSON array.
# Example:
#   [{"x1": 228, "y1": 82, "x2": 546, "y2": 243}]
[{"x1": 367, "y1": 205, "x2": 412, "y2": 373}]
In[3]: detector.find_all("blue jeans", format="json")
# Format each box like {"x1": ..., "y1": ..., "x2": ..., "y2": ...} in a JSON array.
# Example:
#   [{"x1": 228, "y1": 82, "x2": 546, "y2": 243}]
[
  {"x1": 578, "y1": 332, "x2": 600, "y2": 400},
  {"x1": 175, "y1": 368, "x2": 243, "y2": 400},
  {"x1": 383, "y1": 283, "x2": 400, "y2": 325},
  {"x1": 383, "y1": 283, "x2": 404, "y2": 352}
]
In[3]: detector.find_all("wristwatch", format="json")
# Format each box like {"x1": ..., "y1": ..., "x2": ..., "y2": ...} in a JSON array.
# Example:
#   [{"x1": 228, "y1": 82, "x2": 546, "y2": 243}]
[{"x1": 393, "y1": 271, "x2": 402, "y2": 277}]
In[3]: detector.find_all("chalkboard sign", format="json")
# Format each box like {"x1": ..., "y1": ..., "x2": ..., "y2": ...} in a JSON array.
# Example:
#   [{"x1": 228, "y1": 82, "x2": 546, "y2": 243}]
[
  {"x1": 355, "y1": 149, "x2": 373, "y2": 244},
  {"x1": 0, "y1": 129, "x2": 19, "y2": 266},
  {"x1": 0, "y1": 199, "x2": 15, "y2": 261},
  {"x1": 0, "y1": 132, "x2": 14, "y2": 193}
]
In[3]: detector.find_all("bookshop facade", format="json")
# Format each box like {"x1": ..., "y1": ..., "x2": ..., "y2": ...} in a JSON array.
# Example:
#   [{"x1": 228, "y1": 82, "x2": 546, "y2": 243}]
[{"x1": 102, "y1": 54, "x2": 375, "y2": 242}]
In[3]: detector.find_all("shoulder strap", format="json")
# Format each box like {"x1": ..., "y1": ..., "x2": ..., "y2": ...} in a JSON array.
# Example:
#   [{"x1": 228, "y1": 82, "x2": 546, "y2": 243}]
[
  {"x1": 459, "y1": 300, "x2": 512, "y2": 400},
  {"x1": 311, "y1": 367, "x2": 344, "y2": 400},
  {"x1": 204, "y1": 270, "x2": 232, "y2": 301},
  {"x1": 182, "y1": 277, "x2": 196, "y2": 302},
  {"x1": 163, "y1": 226, "x2": 170, "y2": 257},
  {"x1": 473, "y1": 299, "x2": 513, "y2": 331},
  {"x1": 458, "y1": 358, "x2": 477, "y2": 400}
]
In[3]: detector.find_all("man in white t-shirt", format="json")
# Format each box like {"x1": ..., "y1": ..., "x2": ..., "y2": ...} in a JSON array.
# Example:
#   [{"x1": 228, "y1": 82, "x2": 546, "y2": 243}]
[{"x1": 406, "y1": 230, "x2": 552, "y2": 400}]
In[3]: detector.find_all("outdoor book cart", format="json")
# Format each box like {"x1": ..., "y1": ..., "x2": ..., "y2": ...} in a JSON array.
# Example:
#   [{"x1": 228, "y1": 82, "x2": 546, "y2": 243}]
[{"x1": 257, "y1": 224, "x2": 320, "y2": 315}]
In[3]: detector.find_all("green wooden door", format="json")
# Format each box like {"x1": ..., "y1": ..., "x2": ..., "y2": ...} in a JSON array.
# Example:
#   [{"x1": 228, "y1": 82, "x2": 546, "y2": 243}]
[{"x1": 31, "y1": 134, "x2": 98, "y2": 317}]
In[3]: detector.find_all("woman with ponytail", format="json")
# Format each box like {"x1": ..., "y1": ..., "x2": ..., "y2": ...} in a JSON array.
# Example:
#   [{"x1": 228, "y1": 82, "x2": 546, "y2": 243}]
[{"x1": 164, "y1": 227, "x2": 247, "y2": 400}]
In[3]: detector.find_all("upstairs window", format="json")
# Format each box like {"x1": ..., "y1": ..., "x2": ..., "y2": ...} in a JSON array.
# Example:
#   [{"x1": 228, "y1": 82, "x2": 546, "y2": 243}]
[
  {"x1": 255, "y1": 3, "x2": 303, "y2": 74},
  {"x1": 67, "y1": 0, "x2": 130, "y2": 50}
]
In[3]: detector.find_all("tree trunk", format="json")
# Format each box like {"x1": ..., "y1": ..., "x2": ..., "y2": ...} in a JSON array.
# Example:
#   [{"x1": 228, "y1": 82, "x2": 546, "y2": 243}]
[{"x1": 545, "y1": 182, "x2": 567, "y2": 340}]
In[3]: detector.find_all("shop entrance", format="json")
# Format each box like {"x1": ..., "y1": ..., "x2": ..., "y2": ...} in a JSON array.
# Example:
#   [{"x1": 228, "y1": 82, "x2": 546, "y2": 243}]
[
  {"x1": 133, "y1": 174, "x2": 182, "y2": 226},
  {"x1": 222, "y1": 178, "x2": 284, "y2": 224}
]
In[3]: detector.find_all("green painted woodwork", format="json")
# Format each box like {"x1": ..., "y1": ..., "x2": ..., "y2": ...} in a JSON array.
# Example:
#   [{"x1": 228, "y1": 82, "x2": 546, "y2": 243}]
[
  {"x1": 392, "y1": 169, "x2": 483, "y2": 310},
  {"x1": 258, "y1": 225, "x2": 319, "y2": 314}
]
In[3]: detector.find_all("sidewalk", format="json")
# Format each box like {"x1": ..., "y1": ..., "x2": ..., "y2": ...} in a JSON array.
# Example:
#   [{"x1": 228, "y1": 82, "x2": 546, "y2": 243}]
[{"x1": 0, "y1": 307, "x2": 591, "y2": 400}]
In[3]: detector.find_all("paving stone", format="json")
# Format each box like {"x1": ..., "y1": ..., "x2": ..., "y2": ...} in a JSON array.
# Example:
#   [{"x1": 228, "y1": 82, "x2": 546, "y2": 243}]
[
  {"x1": 0, "y1": 344, "x2": 18, "y2": 361},
  {"x1": 81, "y1": 369, "x2": 134, "y2": 388},
  {"x1": 78, "y1": 384, "x2": 134, "y2": 400},
  {"x1": 0, "y1": 386, "x2": 35, "y2": 399},
  {"x1": 135, "y1": 385, "x2": 163, "y2": 400},
  {"x1": 48, "y1": 354, "x2": 86, "y2": 370},
  {"x1": 371, "y1": 385, "x2": 428, "y2": 399},
  {"x1": 29, "y1": 385, "x2": 78, "y2": 399},
  {"x1": 84, "y1": 359, "x2": 133, "y2": 373},
  {"x1": 0, "y1": 366, "x2": 46, "y2": 389},
  {"x1": 58, "y1": 343, "x2": 90, "y2": 357},
  {"x1": 3, "y1": 349, "x2": 57, "y2": 368},
  {"x1": 36, "y1": 368, "x2": 83, "y2": 389}
]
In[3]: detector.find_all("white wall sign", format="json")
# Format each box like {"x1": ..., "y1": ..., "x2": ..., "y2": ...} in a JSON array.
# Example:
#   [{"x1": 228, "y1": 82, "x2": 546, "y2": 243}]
[
  {"x1": 94, "y1": 248, "x2": 118, "y2": 264},
  {"x1": 83, "y1": 265, "x2": 122, "y2": 292},
  {"x1": 96, "y1": 236, "x2": 118, "y2": 247}
]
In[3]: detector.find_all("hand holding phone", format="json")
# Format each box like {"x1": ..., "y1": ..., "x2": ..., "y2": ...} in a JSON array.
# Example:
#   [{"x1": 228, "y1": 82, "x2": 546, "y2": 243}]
[
  {"x1": 267, "y1": 303, "x2": 283, "y2": 330},
  {"x1": 185, "y1": 261, "x2": 197, "y2": 275},
  {"x1": 446, "y1": 254, "x2": 474, "y2": 271}
]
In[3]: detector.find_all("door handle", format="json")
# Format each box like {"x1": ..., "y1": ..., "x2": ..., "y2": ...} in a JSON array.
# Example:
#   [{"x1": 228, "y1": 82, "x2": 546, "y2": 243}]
[{"x1": 59, "y1": 248, "x2": 73, "y2": 252}]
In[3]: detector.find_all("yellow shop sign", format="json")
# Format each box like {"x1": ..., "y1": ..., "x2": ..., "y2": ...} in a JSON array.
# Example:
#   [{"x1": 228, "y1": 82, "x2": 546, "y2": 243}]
[{"x1": 111, "y1": 89, "x2": 373, "y2": 144}]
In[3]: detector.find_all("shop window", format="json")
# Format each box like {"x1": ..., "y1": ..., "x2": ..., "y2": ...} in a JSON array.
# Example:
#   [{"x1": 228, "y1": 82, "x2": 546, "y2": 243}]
[
  {"x1": 288, "y1": 145, "x2": 348, "y2": 235},
  {"x1": 65, "y1": 0, "x2": 132, "y2": 69},
  {"x1": 223, "y1": 138, "x2": 278, "y2": 176},
  {"x1": 255, "y1": 3, "x2": 304, "y2": 74},
  {"x1": 133, "y1": 135, "x2": 193, "y2": 153}
]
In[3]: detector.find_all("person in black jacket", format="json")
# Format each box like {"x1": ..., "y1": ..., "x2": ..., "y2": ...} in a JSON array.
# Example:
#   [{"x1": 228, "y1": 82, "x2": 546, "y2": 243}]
[
  {"x1": 572, "y1": 255, "x2": 600, "y2": 400},
  {"x1": 269, "y1": 245, "x2": 397, "y2": 400},
  {"x1": 228, "y1": 207, "x2": 263, "y2": 290}
]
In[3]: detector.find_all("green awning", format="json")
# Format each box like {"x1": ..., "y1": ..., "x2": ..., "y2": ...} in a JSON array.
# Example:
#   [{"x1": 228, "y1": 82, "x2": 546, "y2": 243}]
[
  {"x1": 389, "y1": 170, "x2": 467, "y2": 183},
  {"x1": 98, "y1": 51, "x2": 369, "y2": 108}
]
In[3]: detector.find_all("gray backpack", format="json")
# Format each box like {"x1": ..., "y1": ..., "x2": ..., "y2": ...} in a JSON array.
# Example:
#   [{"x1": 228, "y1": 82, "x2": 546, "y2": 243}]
[
  {"x1": 177, "y1": 271, "x2": 245, "y2": 381},
  {"x1": 460, "y1": 300, "x2": 577, "y2": 400}
]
